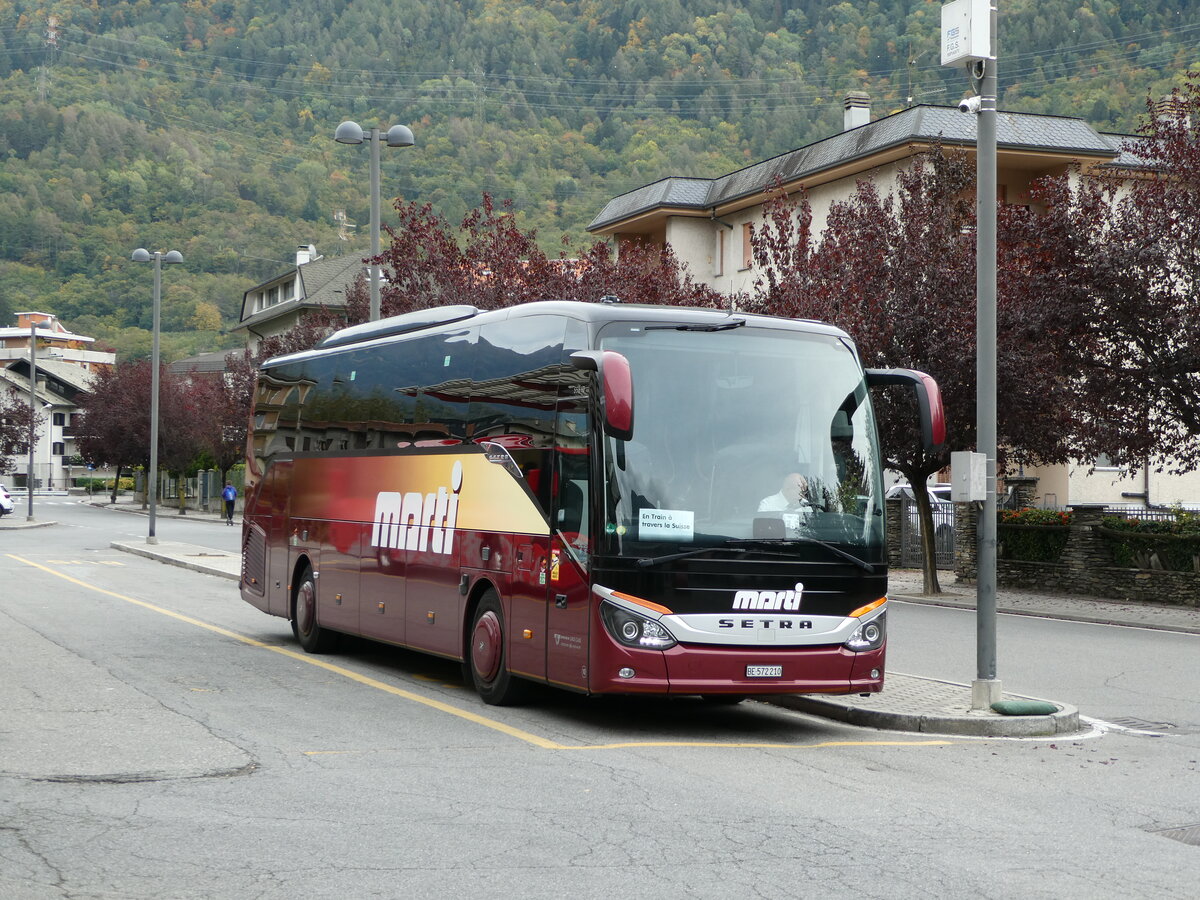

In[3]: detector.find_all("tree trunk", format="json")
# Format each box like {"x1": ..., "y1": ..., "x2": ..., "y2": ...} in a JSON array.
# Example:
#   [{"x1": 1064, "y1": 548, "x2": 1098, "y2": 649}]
[
  {"x1": 110, "y1": 466, "x2": 122, "y2": 505},
  {"x1": 911, "y1": 481, "x2": 943, "y2": 594},
  {"x1": 178, "y1": 474, "x2": 187, "y2": 515}
]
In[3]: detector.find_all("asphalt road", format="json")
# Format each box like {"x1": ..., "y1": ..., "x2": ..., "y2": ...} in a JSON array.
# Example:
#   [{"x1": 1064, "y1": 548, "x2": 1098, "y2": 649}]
[{"x1": 2, "y1": 501, "x2": 1198, "y2": 898}]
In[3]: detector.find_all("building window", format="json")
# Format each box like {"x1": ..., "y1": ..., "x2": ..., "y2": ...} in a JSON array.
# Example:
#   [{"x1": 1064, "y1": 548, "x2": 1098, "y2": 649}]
[
  {"x1": 53, "y1": 412, "x2": 65, "y2": 426},
  {"x1": 1094, "y1": 454, "x2": 1121, "y2": 471},
  {"x1": 52, "y1": 442, "x2": 65, "y2": 456},
  {"x1": 713, "y1": 229, "x2": 725, "y2": 277},
  {"x1": 741, "y1": 223, "x2": 753, "y2": 270}
]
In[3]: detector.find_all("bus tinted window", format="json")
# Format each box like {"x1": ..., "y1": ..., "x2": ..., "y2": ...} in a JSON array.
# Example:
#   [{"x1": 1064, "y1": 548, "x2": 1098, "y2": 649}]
[{"x1": 469, "y1": 316, "x2": 569, "y2": 514}]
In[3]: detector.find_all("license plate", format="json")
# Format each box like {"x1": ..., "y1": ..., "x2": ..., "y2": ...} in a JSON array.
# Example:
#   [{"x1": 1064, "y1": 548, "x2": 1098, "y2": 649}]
[{"x1": 746, "y1": 665, "x2": 783, "y2": 678}]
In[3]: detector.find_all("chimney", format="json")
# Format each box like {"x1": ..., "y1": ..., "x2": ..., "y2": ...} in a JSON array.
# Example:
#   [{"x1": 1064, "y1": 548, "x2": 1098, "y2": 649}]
[
  {"x1": 1154, "y1": 94, "x2": 1191, "y2": 131},
  {"x1": 296, "y1": 244, "x2": 320, "y2": 265},
  {"x1": 843, "y1": 91, "x2": 871, "y2": 131}
]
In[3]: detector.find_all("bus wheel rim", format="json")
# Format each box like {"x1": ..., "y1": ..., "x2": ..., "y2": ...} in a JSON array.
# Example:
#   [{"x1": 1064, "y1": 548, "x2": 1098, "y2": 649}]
[
  {"x1": 472, "y1": 611, "x2": 502, "y2": 682},
  {"x1": 298, "y1": 581, "x2": 316, "y2": 634}
]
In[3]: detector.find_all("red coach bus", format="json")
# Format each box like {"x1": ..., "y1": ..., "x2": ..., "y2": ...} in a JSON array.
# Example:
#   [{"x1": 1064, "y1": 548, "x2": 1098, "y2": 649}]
[{"x1": 240, "y1": 301, "x2": 943, "y2": 705}]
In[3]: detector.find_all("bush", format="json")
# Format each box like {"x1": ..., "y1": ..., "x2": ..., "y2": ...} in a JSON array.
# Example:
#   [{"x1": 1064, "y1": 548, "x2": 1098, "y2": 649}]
[
  {"x1": 1000, "y1": 508, "x2": 1073, "y2": 526},
  {"x1": 998, "y1": 508, "x2": 1072, "y2": 562},
  {"x1": 1100, "y1": 509, "x2": 1200, "y2": 571},
  {"x1": 73, "y1": 477, "x2": 134, "y2": 491}
]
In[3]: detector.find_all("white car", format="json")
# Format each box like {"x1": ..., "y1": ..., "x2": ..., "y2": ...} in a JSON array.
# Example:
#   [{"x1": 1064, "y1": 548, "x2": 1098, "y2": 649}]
[
  {"x1": 885, "y1": 482, "x2": 953, "y2": 506},
  {"x1": 0, "y1": 484, "x2": 14, "y2": 517},
  {"x1": 886, "y1": 482, "x2": 954, "y2": 554}
]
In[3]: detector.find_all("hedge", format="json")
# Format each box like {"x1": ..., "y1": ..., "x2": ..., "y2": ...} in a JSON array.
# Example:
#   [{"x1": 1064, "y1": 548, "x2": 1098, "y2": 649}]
[{"x1": 997, "y1": 508, "x2": 1073, "y2": 562}]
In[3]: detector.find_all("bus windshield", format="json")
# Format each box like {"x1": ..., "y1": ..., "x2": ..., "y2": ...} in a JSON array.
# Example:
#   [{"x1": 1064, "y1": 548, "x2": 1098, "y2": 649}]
[{"x1": 598, "y1": 322, "x2": 884, "y2": 556}]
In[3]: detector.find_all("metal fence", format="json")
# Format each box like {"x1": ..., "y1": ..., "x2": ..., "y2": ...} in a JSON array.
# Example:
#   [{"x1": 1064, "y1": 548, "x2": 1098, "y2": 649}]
[
  {"x1": 899, "y1": 497, "x2": 957, "y2": 570},
  {"x1": 1101, "y1": 506, "x2": 1184, "y2": 523}
]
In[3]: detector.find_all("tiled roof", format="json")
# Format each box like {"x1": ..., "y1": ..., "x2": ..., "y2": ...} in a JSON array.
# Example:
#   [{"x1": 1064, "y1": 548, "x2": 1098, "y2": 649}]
[
  {"x1": 168, "y1": 349, "x2": 236, "y2": 376},
  {"x1": 238, "y1": 253, "x2": 366, "y2": 330},
  {"x1": 296, "y1": 254, "x2": 366, "y2": 306},
  {"x1": 589, "y1": 104, "x2": 1120, "y2": 232},
  {"x1": 1098, "y1": 132, "x2": 1157, "y2": 169}
]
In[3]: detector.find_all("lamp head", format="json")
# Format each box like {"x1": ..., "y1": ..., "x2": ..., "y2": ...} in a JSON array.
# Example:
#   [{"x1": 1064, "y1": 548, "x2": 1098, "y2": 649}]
[
  {"x1": 163, "y1": 250, "x2": 184, "y2": 264},
  {"x1": 385, "y1": 124, "x2": 414, "y2": 147},
  {"x1": 132, "y1": 248, "x2": 151, "y2": 262},
  {"x1": 334, "y1": 120, "x2": 365, "y2": 144}
]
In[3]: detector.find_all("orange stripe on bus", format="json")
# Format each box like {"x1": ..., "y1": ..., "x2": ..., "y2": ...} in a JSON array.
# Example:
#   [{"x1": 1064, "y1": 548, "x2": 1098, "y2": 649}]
[
  {"x1": 612, "y1": 590, "x2": 674, "y2": 616},
  {"x1": 849, "y1": 597, "x2": 887, "y2": 618}
]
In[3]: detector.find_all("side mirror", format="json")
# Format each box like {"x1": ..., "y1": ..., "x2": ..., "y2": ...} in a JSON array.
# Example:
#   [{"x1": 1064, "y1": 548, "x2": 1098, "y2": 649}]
[
  {"x1": 571, "y1": 350, "x2": 634, "y2": 441},
  {"x1": 865, "y1": 368, "x2": 946, "y2": 452}
]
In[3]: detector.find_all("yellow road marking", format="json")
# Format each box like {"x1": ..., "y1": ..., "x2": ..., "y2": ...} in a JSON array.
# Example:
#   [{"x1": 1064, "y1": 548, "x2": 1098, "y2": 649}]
[{"x1": 7, "y1": 554, "x2": 954, "y2": 752}]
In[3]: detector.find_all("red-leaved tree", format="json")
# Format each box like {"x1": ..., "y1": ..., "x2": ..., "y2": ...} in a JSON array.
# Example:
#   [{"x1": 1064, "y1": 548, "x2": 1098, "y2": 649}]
[
  {"x1": 76, "y1": 361, "x2": 205, "y2": 507},
  {"x1": 1077, "y1": 78, "x2": 1200, "y2": 474},
  {"x1": 750, "y1": 149, "x2": 1092, "y2": 592},
  {"x1": 372, "y1": 193, "x2": 723, "y2": 317},
  {"x1": 1, "y1": 388, "x2": 38, "y2": 478}
]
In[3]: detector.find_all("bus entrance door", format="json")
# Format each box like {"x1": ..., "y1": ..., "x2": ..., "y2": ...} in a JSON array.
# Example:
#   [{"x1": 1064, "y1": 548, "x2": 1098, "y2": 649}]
[
  {"x1": 545, "y1": 537, "x2": 589, "y2": 691},
  {"x1": 508, "y1": 535, "x2": 550, "y2": 682},
  {"x1": 545, "y1": 470, "x2": 590, "y2": 692}
]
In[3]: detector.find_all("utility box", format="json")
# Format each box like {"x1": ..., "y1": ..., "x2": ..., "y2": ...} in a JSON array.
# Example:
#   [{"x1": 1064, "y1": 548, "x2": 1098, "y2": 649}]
[
  {"x1": 950, "y1": 451, "x2": 987, "y2": 502},
  {"x1": 941, "y1": 0, "x2": 993, "y2": 66}
]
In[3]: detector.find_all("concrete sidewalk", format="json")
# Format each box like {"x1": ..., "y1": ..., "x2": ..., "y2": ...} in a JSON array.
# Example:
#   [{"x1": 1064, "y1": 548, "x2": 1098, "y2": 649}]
[{"x1": 106, "y1": 533, "x2": 1200, "y2": 738}]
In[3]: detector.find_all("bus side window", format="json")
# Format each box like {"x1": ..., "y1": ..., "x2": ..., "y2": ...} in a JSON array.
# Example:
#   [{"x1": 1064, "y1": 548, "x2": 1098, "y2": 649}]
[{"x1": 557, "y1": 478, "x2": 587, "y2": 536}]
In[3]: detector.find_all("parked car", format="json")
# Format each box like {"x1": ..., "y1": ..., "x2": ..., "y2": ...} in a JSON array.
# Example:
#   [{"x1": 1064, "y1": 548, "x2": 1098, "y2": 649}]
[
  {"x1": 885, "y1": 482, "x2": 953, "y2": 505},
  {"x1": 0, "y1": 484, "x2": 14, "y2": 517},
  {"x1": 886, "y1": 482, "x2": 954, "y2": 555}
]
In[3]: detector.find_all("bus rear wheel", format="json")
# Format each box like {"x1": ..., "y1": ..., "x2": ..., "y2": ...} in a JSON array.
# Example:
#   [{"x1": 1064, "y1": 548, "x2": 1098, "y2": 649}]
[
  {"x1": 468, "y1": 590, "x2": 529, "y2": 706},
  {"x1": 292, "y1": 565, "x2": 337, "y2": 653}
]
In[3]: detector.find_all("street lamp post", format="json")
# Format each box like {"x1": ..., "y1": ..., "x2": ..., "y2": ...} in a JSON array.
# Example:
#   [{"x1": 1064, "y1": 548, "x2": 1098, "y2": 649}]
[
  {"x1": 131, "y1": 248, "x2": 184, "y2": 545},
  {"x1": 25, "y1": 316, "x2": 47, "y2": 521},
  {"x1": 334, "y1": 121, "x2": 415, "y2": 322}
]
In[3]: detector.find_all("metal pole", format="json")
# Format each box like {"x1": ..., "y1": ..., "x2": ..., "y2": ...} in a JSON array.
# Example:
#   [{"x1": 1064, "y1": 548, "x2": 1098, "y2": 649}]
[
  {"x1": 369, "y1": 126, "x2": 381, "y2": 322},
  {"x1": 972, "y1": 1, "x2": 1001, "y2": 709},
  {"x1": 148, "y1": 253, "x2": 162, "y2": 545},
  {"x1": 26, "y1": 318, "x2": 38, "y2": 521}
]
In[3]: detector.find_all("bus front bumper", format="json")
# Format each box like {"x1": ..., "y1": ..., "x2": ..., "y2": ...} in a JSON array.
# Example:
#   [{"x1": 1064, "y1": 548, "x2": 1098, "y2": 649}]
[{"x1": 588, "y1": 639, "x2": 886, "y2": 696}]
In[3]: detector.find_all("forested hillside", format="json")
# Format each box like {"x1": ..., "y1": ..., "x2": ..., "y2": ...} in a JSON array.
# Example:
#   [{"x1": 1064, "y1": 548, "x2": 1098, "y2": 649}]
[{"x1": 1, "y1": 0, "x2": 1197, "y2": 361}]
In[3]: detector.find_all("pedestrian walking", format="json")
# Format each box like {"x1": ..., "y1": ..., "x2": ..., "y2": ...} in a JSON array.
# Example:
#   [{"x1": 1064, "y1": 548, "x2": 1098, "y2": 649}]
[{"x1": 222, "y1": 481, "x2": 237, "y2": 525}]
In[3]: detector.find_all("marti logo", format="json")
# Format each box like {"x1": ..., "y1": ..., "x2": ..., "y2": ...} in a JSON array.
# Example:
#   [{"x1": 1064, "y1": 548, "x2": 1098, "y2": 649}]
[
  {"x1": 370, "y1": 461, "x2": 464, "y2": 555},
  {"x1": 732, "y1": 583, "x2": 804, "y2": 611}
]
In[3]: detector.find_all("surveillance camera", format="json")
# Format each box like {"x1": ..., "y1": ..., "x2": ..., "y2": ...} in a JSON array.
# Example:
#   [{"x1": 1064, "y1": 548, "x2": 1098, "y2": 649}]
[{"x1": 958, "y1": 95, "x2": 982, "y2": 114}]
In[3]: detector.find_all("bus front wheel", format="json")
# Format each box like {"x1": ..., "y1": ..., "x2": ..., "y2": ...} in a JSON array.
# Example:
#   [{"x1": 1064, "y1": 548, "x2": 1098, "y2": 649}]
[
  {"x1": 292, "y1": 565, "x2": 337, "y2": 653},
  {"x1": 468, "y1": 590, "x2": 528, "y2": 706}
]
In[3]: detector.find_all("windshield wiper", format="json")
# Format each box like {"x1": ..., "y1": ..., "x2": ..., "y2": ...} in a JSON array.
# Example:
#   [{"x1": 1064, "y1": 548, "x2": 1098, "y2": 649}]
[
  {"x1": 635, "y1": 545, "x2": 794, "y2": 568},
  {"x1": 643, "y1": 318, "x2": 745, "y2": 332},
  {"x1": 722, "y1": 537, "x2": 876, "y2": 573},
  {"x1": 635, "y1": 536, "x2": 874, "y2": 571}
]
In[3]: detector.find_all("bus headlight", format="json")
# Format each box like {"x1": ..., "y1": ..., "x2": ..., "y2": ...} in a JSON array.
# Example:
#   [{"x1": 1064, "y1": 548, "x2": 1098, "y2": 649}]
[
  {"x1": 600, "y1": 602, "x2": 677, "y2": 650},
  {"x1": 844, "y1": 612, "x2": 886, "y2": 652}
]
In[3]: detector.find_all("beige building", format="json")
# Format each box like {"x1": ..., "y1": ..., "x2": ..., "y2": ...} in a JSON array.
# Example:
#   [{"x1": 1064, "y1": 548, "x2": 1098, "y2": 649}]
[
  {"x1": 0, "y1": 312, "x2": 114, "y2": 490},
  {"x1": 589, "y1": 97, "x2": 1193, "y2": 510},
  {"x1": 235, "y1": 245, "x2": 365, "y2": 353}
]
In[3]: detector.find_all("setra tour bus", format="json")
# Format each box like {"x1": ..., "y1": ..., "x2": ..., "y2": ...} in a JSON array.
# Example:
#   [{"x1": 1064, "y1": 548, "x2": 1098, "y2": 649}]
[{"x1": 240, "y1": 300, "x2": 944, "y2": 705}]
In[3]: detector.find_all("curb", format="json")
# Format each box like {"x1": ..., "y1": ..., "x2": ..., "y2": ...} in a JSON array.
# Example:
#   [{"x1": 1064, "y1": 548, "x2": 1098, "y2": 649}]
[
  {"x1": 0, "y1": 519, "x2": 59, "y2": 530},
  {"x1": 891, "y1": 592, "x2": 1200, "y2": 636},
  {"x1": 88, "y1": 501, "x2": 232, "y2": 525},
  {"x1": 771, "y1": 681, "x2": 1081, "y2": 737},
  {"x1": 110, "y1": 541, "x2": 240, "y2": 581}
]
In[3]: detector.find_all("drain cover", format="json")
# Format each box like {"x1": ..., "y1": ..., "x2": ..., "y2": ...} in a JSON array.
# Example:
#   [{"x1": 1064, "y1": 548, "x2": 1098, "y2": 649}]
[
  {"x1": 1108, "y1": 717, "x2": 1175, "y2": 731},
  {"x1": 1153, "y1": 824, "x2": 1200, "y2": 847}
]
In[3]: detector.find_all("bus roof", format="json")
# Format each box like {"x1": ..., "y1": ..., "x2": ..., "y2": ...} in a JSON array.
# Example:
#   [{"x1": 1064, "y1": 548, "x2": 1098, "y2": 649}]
[{"x1": 261, "y1": 300, "x2": 852, "y2": 369}]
